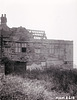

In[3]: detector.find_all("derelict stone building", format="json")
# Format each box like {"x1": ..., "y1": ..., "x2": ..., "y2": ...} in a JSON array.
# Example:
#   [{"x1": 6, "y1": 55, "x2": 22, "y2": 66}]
[{"x1": 0, "y1": 14, "x2": 73, "y2": 73}]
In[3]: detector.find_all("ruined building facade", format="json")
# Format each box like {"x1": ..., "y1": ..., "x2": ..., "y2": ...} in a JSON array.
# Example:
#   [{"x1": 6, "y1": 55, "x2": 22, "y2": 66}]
[{"x1": 0, "y1": 14, "x2": 73, "y2": 71}]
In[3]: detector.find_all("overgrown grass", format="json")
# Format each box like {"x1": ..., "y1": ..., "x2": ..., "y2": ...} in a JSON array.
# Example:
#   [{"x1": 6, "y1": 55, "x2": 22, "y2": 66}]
[
  {"x1": 0, "y1": 75, "x2": 63, "y2": 100},
  {"x1": 15, "y1": 66, "x2": 77, "y2": 96},
  {"x1": 0, "y1": 65, "x2": 77, "y2": 99}
]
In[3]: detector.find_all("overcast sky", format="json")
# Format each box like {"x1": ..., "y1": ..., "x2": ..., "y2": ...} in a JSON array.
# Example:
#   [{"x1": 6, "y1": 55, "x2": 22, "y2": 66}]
[{"x1": 0, "y1": 0, "x2": 77, "y2": 67}]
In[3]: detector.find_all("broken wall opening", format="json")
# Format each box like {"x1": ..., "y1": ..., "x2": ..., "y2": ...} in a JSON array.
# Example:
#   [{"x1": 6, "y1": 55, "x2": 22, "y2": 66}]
[
  {"x1": 1, "y1": 57, "x2": 26, "y2": 75},
  {"x1": 14, "y1": 61, "x2": 26, "y2": 73}
]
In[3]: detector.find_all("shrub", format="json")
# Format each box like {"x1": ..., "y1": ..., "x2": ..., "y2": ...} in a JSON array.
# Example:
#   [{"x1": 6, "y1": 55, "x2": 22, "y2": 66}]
[{"x1": 0, "y1": 75, "x2": 51, "y2": 100}]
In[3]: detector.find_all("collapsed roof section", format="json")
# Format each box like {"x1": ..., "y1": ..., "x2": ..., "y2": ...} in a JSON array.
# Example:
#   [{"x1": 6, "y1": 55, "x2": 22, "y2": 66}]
[{"x1": 0, "y1": 14, "x2": 47, "y2": 42}]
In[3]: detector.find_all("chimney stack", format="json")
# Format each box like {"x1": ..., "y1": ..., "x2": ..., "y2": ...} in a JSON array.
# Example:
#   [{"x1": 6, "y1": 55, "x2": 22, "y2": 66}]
[{"x1": 1, "y1": 14, "x2": 7, "y2": 25}]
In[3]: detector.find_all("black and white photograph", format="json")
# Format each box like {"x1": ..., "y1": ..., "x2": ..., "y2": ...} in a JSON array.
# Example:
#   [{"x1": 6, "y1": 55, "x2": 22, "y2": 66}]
[{"x1": 0, "y1": 0, "x2": 77, "y2": 100}]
